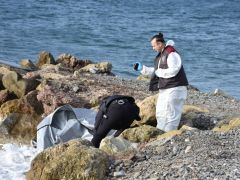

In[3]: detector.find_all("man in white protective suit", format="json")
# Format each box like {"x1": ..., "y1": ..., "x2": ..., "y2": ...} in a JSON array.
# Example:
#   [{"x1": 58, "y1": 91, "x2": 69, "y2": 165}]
[{"x1": 133, "y1": 32, "x2": 188, "y2": 132}]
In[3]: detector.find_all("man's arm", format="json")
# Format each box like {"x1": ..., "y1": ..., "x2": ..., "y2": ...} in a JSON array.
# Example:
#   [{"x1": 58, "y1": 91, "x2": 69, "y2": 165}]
[{"x1": 141, "y1": 65, "x2": 155, "y2": 76}]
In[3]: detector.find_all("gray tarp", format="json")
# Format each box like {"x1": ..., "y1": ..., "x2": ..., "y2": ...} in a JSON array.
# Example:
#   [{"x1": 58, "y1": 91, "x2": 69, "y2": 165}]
[{"x1": 36, "y1": 105, "x2": 97, "y2": 151}]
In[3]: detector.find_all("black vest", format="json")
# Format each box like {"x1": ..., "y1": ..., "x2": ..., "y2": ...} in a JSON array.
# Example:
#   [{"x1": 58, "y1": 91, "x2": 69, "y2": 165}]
[{"x1": 149, "y1": 46, "x2": 188, "y2": 91}]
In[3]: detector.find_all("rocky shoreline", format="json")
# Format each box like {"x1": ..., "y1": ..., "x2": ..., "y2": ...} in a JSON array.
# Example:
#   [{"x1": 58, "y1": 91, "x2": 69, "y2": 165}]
[{"x1": 0, "y1": 51, "x2": 240, "y2": 179}]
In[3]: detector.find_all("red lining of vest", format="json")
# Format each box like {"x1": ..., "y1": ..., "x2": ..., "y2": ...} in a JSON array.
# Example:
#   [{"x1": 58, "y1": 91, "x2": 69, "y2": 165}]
[{"x1": 164, "y1": 45, "x2": 176, "y2": 54}]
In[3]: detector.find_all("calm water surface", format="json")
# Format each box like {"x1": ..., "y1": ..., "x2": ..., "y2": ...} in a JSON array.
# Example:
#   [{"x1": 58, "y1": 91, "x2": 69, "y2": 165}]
[{"x1": 0, "y1": 0, "x2": 239, "y2": 99}]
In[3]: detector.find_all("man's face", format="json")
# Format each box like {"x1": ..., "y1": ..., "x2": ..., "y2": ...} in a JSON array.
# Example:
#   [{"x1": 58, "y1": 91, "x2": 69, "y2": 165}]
[{"x1": 151, "y1": 38, "x2": 164, "y2": 52}]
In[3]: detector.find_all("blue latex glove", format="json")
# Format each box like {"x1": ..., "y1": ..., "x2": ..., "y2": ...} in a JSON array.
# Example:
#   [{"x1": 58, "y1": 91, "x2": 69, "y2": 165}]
[{"x1": 133, "y1": 62, "x2": 143, "y2": 71}]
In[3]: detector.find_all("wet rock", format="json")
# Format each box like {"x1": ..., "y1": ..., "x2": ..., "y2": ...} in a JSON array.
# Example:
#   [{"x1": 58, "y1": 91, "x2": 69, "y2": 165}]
[
  {"x1": 26, "y1": 139, "x2": 109, "y2": 180},
  {"x1": 0, "y1": 99, "x2": 42, "y2": 143},
  {"x1": 0, "y1": 113, "x2": 18, "y2": 135}
]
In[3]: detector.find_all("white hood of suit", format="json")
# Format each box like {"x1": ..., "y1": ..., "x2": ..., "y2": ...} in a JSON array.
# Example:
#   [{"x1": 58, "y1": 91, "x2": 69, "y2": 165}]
[{"x1": 166, "y1": 40, "x2": 175, "y2": 46}]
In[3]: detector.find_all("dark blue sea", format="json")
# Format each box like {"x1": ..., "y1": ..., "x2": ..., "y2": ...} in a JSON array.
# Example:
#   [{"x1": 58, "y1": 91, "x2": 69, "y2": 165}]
[{"x1": 0, "y1": 0, "x2": 240, "y2": 99}]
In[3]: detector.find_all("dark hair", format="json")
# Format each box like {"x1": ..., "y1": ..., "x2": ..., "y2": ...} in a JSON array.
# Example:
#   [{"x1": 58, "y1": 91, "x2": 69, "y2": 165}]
[{"x1": 151, "y1": 32, "x2": 165, "y2": 43}]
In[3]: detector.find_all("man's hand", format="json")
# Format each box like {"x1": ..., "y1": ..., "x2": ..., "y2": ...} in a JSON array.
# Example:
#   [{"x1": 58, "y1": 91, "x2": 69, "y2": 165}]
[{"x1": 133, "y1": 62, "x2": 143, "y2": 71}]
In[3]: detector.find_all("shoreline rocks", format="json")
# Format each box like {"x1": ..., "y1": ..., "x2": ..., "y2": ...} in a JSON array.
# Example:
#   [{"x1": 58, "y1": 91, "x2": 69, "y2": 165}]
[{"x1": 0, "y1": 51, "x2": 240, "y2": 179}]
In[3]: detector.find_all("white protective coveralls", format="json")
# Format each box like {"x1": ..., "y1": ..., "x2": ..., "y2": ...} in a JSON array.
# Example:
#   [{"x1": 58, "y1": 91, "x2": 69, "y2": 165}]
[{"x1": 140, "y1": 40, "x2": 187, "y2": 132}]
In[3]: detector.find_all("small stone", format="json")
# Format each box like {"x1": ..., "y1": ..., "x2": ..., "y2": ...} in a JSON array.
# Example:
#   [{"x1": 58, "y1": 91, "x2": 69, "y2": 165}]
[
  {"x1": 123, "y1": 160, "x2": 133, "y2": 167},
  {"x1": 133, "y1": 172, "x2": 141, "y2": 178},
  {"x1": 114, "y1": 160, "x2": 123, "y2": 166},
  {"x1": 115, "y1": 166, "x2": 122, "y2": 172},
  {"x1": 113, "y1": 170, "x2": 126, "y2": 177},
  {"x1": 72, "y1": 86, "x2": 79, "y2": 93},
  {"x1": 185, "y1": 146, "x2": 192, "y2": 153},
  {"x1": 172, "y1": 146, "x2": 178, "y2": 155},
  {"x1": 89, "y1": 67, "x2": 98, "y2": 74}
]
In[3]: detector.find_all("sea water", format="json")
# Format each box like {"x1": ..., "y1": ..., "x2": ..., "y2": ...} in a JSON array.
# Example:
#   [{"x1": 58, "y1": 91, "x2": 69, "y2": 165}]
[
  {"x1": 0, "y1": 144, "x2": 38, "y2": 180},
  {"x1": 0, "y1": 0, "x2": 239, "y2": 99}
]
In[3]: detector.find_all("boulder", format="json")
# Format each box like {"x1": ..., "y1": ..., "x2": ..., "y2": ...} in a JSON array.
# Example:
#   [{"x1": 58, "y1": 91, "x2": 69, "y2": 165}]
[
  {"x1": 20, "y1": 90, "x2": 44, "y2": 115},
  {"x1": 0, "y1": 73, "x2": 4, "y2": 90},
  {"x1": 213, "y1": 88, "x2": 231, "y2": 98},
  {"x1": 0, "y1": 99, "x2": 20, "y2": 119},
  {"x1": 36, "y1": 51, "x2": 56, "y2": 68},
  {"x1": 0, "y1": 98, "x2": 42, "y2": 143},
  {"x1": 23, "y1": 64, "x2": 60, "y2": 80},
  {"x1": 180, "y1": 105, "x2": 216, "y2": 130},
  {"x1": 120, "y1": 125, "x2": 164, "y2": 143},
  {"x1": 56, "y1": 53, "x2": 92, "y2": 69},
  {"x1": 137, "y1": 74, "x2": 150, "y2": 81},
  {"x1": 36, "y1": 83, "x2": 74, "y2": 116},
  {"x1": 26, "y1": 139, "x2": 109, "y2": 180},
  {"x1": 182, "y1": 105, "x2": 209, "y2": 114},
  {"x1": 100, "y1": 136, "x2": 138, "y2": 155},
  {"x1": 213, "y1": 117, "x2": 240, "y2": 132},
  {"x1": 0, "y1": 89, "x2": 9, "y2": 105},
  {"x1": 0, "y1": 63, "x2": 28, "y2": 75},
  {"x1": 2, "y1": 71, "x2": 40, "y2": 98},
  {"x1": 39, "y1": 72, "x2": 66, "y2": 80},
  {"x1": 134, "y1": 94, "x2": 158, "y2": 126},
  {"x1": 19, "y1": 59, "x2": 38, "y2": 70},
  {"x1": 0, "y1": 66, "x2": 12, "y2": 76},
  {"x1": 0, "y1": 89, "x2": 18, "y2": 106},
  {"x1": 0, "y1": 113, "x2": 41, "y2": 143},
  {"x1": 76, "y1": 62, "x2": 112, "y2": 74}
]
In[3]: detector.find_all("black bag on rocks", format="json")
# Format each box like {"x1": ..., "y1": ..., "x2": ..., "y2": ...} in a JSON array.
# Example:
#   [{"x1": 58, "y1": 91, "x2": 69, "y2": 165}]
[{"x1": 91, "y1": 95, "x2": 141, "y2": 148}]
